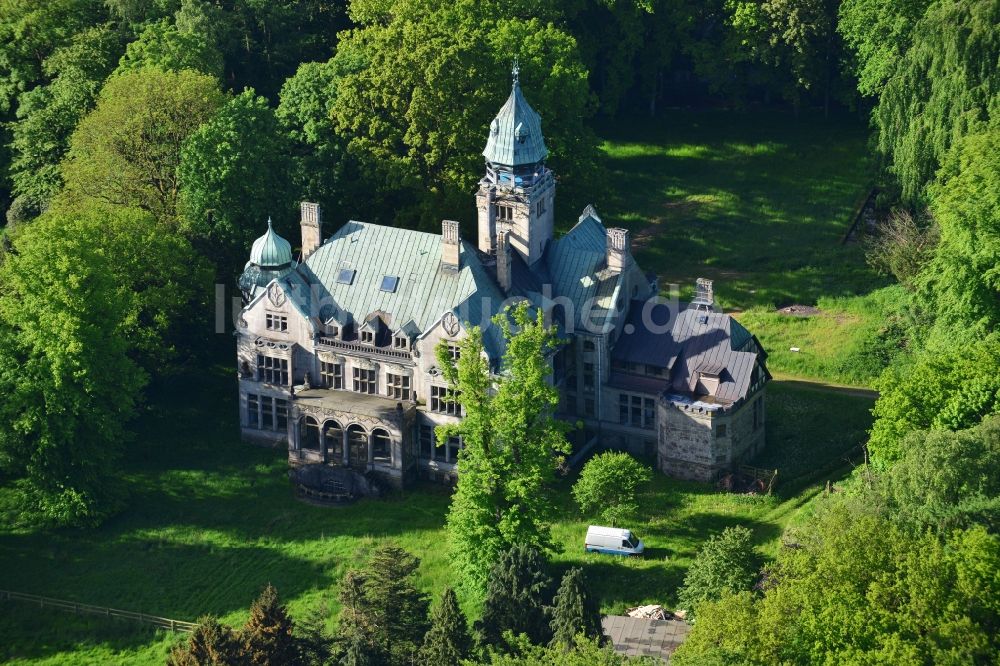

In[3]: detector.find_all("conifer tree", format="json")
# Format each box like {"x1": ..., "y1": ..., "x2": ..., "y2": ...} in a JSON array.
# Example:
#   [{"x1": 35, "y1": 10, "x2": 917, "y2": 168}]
[
  {"x1": 296, "y1": 596, "x2": 334, "y2": 666},
  {"x1": 477, "y1": 544, "x2": 554, "y2": 648},
  {"x1": 549, "y1": 568, "x2": 603, "y2": 651},
  {"x1": 418, "y1": 587, "x2": 472, "y2": 665},
  {"x1": 240, "y1": 584, "x2": 298, "y2": 665},
  {"x1": 168, "y1": 615, "x2": 240, "y2": 665}
]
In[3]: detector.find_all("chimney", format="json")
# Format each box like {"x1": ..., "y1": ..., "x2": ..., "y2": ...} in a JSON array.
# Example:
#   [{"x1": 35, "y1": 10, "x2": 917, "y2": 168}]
[
  {"x1": 607, "y1": 227, "x2": 632, "y2": 273},
  {"x1": 692, "y1": 277, "x2": 715, "y2": 310},
  {"x1": 441, "y1": 220, "x2": 460, "y2": 270},
  {"x1": 496, "y1": 230, "x2": 512, "y2": 292},
  {"x1": 300, "y1": 202, "x2": 322, "y2": 261}
]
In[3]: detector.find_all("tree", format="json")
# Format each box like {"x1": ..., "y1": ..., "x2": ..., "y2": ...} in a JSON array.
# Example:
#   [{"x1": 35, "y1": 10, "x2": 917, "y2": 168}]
[
  {"x1": 549, "y1": 567, "x2": 603, "y2": 652},
  {"x1": 677, "y1": 526, "x2": 760, "y2": 618},
  {"x1": 7, "y1": 24, "x2": 122, "y2": 214},
  {"x1": 240, "y1": 584, "x2": 298, "y2": 666},
  {"x1": 0, "y1": 211, "x2": 146, "y2": 526},
  {"x1": 336, "y1": 544, "x2": 430, "y2": 665},
  {"x1": 481, "y1": 635, "x2": 652, "y2": 665},
  {"x1": 573, "y1": 452, "x2": 652, "y2": 527},
  {"x1": 295, "y1": 596, "x2": 334, "y2": 666},
  {"x1": 114, "y1": 0, "x2": 225, "y2": 78},
  {"x1": 864, "y1": 208, "x2": 938, "y2": 287},
  {"x1": 884, "y1": 415, "x2": 1000, "y2": 533},
  {"x1": 178, "y1": 88, "x2": 294, "y2": 270},
  {"x1": 418, "y1": 587, "x2": 471, "y2": 665},
  {"x1": 168, "y1": 615, "x2": 241, "y2": 666},
  {"x1": 328, "y1": 0, "x2": 597, "y2": 227},
  {"x1": 437, "y1": 302, "x2": 572, "y2": 591},
  {"x1": 919, "y1": 126, "x2": 1000, "y2": 334},
  {"x1": 477, "y1": 544, "x2": 555, "y2": 648},
  {"x1": 872, "y1": 0, "x2": 999, "y2": 203},
  {"x1": 59, "y1": 67, "x2": 224, "y2": 223},
  {"x1": 838, "y1": 0, "x2": 932, "y2": 97}
]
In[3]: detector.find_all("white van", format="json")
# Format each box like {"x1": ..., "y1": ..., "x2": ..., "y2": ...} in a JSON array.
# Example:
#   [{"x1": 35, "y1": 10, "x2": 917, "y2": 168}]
[{"x1": 585, "y1": 525, "x2": 645, "y2": 556}]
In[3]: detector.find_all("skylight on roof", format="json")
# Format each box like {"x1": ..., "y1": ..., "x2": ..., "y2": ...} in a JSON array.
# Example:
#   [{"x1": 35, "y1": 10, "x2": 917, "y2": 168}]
[
  {"x1": 380, "y1": 275, "x2": 399, "y2": 293},
  {"x1": 336, "y1": 268, "x2": 356, "y2": 285}
]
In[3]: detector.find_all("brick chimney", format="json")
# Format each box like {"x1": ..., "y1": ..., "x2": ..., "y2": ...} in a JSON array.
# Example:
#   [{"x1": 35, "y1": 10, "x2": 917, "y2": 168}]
[
  {"x1": 441, "y1": 220, "x2": 460, "y2": 270},
  {"x1": 300, "y1": 202, "x2": 322, "y2": 261},
  {"x1": 496, "y1": 230, "x2": 512, "y2": 292},
  {"x1": 607, "y1": 227, "x2": 632, "y2": 273}
]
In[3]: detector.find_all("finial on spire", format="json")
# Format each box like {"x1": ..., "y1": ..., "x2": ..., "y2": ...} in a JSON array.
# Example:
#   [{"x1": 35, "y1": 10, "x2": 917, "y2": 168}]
[
  {"x1": 512, "y1": 58, "x2": 519, "y2": 87},
  {"x1": 267, "y1": 216, "x2": 273, "y2": 229}
]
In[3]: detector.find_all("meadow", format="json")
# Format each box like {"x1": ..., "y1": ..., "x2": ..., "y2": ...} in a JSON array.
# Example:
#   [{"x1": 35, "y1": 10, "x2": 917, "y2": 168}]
[{"x1": 0, "y1": 367, "x2": 873, "y2": 664}]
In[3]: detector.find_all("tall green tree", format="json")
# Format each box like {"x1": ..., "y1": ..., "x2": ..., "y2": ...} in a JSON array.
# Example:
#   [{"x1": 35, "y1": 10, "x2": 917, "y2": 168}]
[
  {"x1": 573, "y1": 451, "x2": 652, "y2": 526},
  {"x1": 178, "y1": 88, "x2": 293, "y2": 269},
  {"x1": 336, "y1": 544, "x2": 430, "y2": 665},
  {"x1": 329, "y1": 0, "x2": 597, "y2": 227},
  {"x1": 7, "y1": 24, "x2": 122, "y2": 216},
  {"x1": 240, "y1": 584, "x2": 298, "y2": 666},
  {"x1": 0, "y1": 210, "x2": 147, "y2": 526},
  {"x1": 418, "y1": 587, "x2": 472, "y2": 665},
  {"x1": 549, "y1": 567, "x2": 603, "y2": 652},
  {"x1": 114, "y1": 0, "x2": 225, "y2": 78},
  {"x1": 59, "y1": 66, "x2": 224, "y2": 223},
  {"x1": 677, "y1": 526, "x2": 760, "y2": 618},
  {"x1": 477, "y1": 544, "x2": 554, "y2": 648},
  {"x1": 872, "y1": 0, "x2": 999, "y2": 203},
  {"x1": 437, "y1": 302, "x2": 572, "y2": 591},
  {"x1": 168, "y1": 615, "x2": 241, "y2": 666},
  {"x1": 838, "y1": 0, "x2": 932, "y2": 97}
]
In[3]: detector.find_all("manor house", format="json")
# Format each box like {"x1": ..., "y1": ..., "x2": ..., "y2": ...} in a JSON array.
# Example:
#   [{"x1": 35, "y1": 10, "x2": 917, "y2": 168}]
[{"x1": 235, "y1": 72, "x2": 769, "y2": 487}]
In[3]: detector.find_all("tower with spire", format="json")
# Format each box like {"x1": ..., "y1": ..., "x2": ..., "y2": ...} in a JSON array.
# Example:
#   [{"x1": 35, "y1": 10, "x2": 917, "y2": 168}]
[{"x1": 476, "y1": 63, "x2": 555, "y2": 266}]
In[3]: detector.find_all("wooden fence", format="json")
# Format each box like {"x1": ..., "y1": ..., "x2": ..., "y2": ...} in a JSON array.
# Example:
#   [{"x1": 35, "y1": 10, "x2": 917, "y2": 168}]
[{"x1": 0, "y1": 589, "x2": 197, "y2": 633}]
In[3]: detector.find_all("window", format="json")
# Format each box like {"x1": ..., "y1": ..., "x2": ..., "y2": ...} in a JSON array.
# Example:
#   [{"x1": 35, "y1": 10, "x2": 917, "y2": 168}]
[
  {"x1": 583, "y1": 340, "x2": 596, "y2": 352},
  {"x1": 583, "y1": 363, "x2": 595, "y2": 393},
  {"x1": 246, "y1": 394, "x2": 287, "y2": 432},
  {"x1": 494, "y1": 203, "x2": 513, "y2": 221},
  {"x1": 353, "y1": 367, "x2": 376, "y2": 394},
  {"x1": 446, "y1": 344, "x2": 461, "y2": 361},
  {"x1": 535, "y1": 198, "x2": 546, "y2": 216},
  {"x1": 445, "y1": 436, "x2": 462, "y2": 463},
  {"x1": 619, "y1": 393, "x2": 655, "y2": 429},
  {"x1": 372, "y1": 429, "x2": 391, "y2": 463},
  {"x1": 336, "y1": 268, "x2": 356, "y2": 285},
  {"x1": 380, "y1": 275, "x2": 399, "y2": 293},
  {"x1": 584, "y1": 398, "x2": 595, "y2": 417},
  {"x1": 394, "y1": 335, "x2": 408, "y2": 349},
  {"x1": 300, "y1": 417, "x2": 320, "y2": 450},
  {"x1": 324, "y1": 421, "x2": 344, "y2": 461},
  {"x1": 716, "y1": 424, "x2": 727, "y2": 437},
  {"x1": 419, "y1": 424, "x2": 437, "y2": 460},
  {"x1": 320, "y1": 361, "x2": 343, "y2": 389},
  {"x1": 431, "y1": 385, "x2": 461, "y2": 415},
  {"x1": 247, "y1": 394, "x2": 259, "y2": 428},
  {"x1": 646, "y1": 365, "x2": 664, "y2": 377},
  {"x1": 387, "y1": 373, "x2": 411, "y2": 401},
  {"x1": 360, "y1": 329, "x2": 374, "y2": 344},
  {"x1": 265, "y1": 313, "x2": 288, "y2": 332},
  {"x1": 257, "y1": 354, "x2": 289, "y2": 385}
]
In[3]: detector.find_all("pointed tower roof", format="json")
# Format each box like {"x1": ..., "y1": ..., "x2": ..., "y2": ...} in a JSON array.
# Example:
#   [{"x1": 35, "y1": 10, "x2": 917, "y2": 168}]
[
  {"x1": 249, "y1": 218, "x2": 293, "y2": 269},
  {"x1": 483, "y1": 64, "x2": 548, "y2": 168}
]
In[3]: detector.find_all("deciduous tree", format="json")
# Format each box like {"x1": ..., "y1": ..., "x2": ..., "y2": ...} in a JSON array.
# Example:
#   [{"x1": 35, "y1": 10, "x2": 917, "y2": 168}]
[
  {"x1": 573, "y1": 452, "x2": 652, "y2": 526},
  {"x1": 677, "y1": 526, "x2": 759, "y2": 618}
]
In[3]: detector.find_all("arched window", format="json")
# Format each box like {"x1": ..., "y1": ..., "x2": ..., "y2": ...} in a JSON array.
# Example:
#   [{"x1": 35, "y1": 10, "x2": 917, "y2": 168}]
[
  {"x1": 347, "y1": 425, "x2": 368, "y2": 468},
  {"x1": 300, "y1": 416, "x2": 320, "y2": 451},
  {"x1": 372, "y1": 429, "x2": 391, "y2": 464},
  {"x1": 323, "y1": 420, "x2": 343, "y2": 463}
]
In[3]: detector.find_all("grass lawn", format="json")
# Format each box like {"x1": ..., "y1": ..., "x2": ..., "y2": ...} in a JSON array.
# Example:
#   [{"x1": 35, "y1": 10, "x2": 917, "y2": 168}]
[
  {"x1": 590, "y1": 109, "x2": 883, "y2": 310},
  {"x1": 0, "y1": 366, "x2": 873, "y2": 664}
]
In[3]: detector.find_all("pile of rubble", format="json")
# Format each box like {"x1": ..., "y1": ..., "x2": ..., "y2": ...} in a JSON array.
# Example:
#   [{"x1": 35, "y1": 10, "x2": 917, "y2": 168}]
[{"x1": 625, "y1": 604, "x2": 687, "y2": 621}]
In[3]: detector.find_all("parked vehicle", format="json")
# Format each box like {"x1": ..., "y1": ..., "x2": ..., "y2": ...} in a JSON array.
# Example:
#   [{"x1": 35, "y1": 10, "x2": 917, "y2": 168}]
[{"x1": 585, "y1": 525, "x2": 645, "y2": 556}]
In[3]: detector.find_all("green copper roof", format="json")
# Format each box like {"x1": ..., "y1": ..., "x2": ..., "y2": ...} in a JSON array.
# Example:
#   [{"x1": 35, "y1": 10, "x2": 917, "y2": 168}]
[
  {"x1": 249, "y1": 219, "x2": 294, "y2": 269},
  {"x1": 482, "y1": 71, "x2": 548, "y2": 168}
]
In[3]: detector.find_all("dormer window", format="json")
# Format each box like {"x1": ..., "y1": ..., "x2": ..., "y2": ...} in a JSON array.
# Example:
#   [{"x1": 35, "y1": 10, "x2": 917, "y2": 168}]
[
  {"x1": 394, "y1": 335, "x2": 408, "y2": 349},
  {"x1": 361, "y1": 330, "x2": 374, "y2": 345}
]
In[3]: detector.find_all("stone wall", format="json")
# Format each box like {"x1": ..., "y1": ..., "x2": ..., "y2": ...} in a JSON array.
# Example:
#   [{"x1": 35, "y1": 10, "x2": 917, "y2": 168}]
[{"x1": 658, "y1": 403, "x2": 718, "y2": 481}]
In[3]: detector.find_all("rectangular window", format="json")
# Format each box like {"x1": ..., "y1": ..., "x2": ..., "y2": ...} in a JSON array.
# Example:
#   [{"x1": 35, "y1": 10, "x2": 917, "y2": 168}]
[
  {"x1": 583, "y1": 340, "x2": 596, "y2": 352},
  {"x1": 394, "y1": 336, "x2": 408, "y2": 349},
  {"x1": 361, "y1": 330, "x2": 374, "y2": 344},
  {"x1": 430, "y1": 385, "x2": 461, "y2": 415},
  {"x1": 619, "y1": 393, "x2": 656, "y2": 429},
  {"x1": 419, "y1": 424, "x2": 437, "y2": 460},
  {"x1": 644, "y1": 398, "x2": 656, "y2": 430},
  {"x1": 446, "y1": 343, "x2": 461, "y2": 361},
  {"x1": 386, "y1": 373, "x2": 411, "y2": 401},
  {"x1": 536, "y1": 198, "x2": 546, "y2": 216},
  {"x1": 265, "y1": 313, "x2": 288, "y2": 332},
  {"x1": 247, "y1": 393, "x2": 259, "y2": 428},
  {"x1": 619, "y1": 394, "x2": 629, "y2": 425},
  {"x1": 494, "y1": 203, "x2": 513, "y2": 221},
  {"x1": 584, "y1": 398, "x2": 595, "y2": 417},
  {"x1": 445, "y1": 436, "x2": 462, "y2": 463},
  {"x1": 631, "y1": 396, "x2": 642, "y2": 427},
  {"x1": 646, "y1": 365, "x2": 664, "y2": 377},
  {"x1": 275, "y1": 398, "x2": 288, "y2": 430},
  {"x1": 320, "y1": 361, "x2": 343, "y2": 389},
  {"x1": 717, "y1": 423, "x2": 727, "y2": 437},
  {"x1": 583, "y1": 362, "x2": 595, "y2": 393},
  {"x1": 352, "y1": 367, "x2": 376, "y2": 394},
  {"x1": 261, "y1": 396, "x2": 274, "y2": 429},
  {"x1": 257, "y1": 354, "x2": 289, "y2": 385}
]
